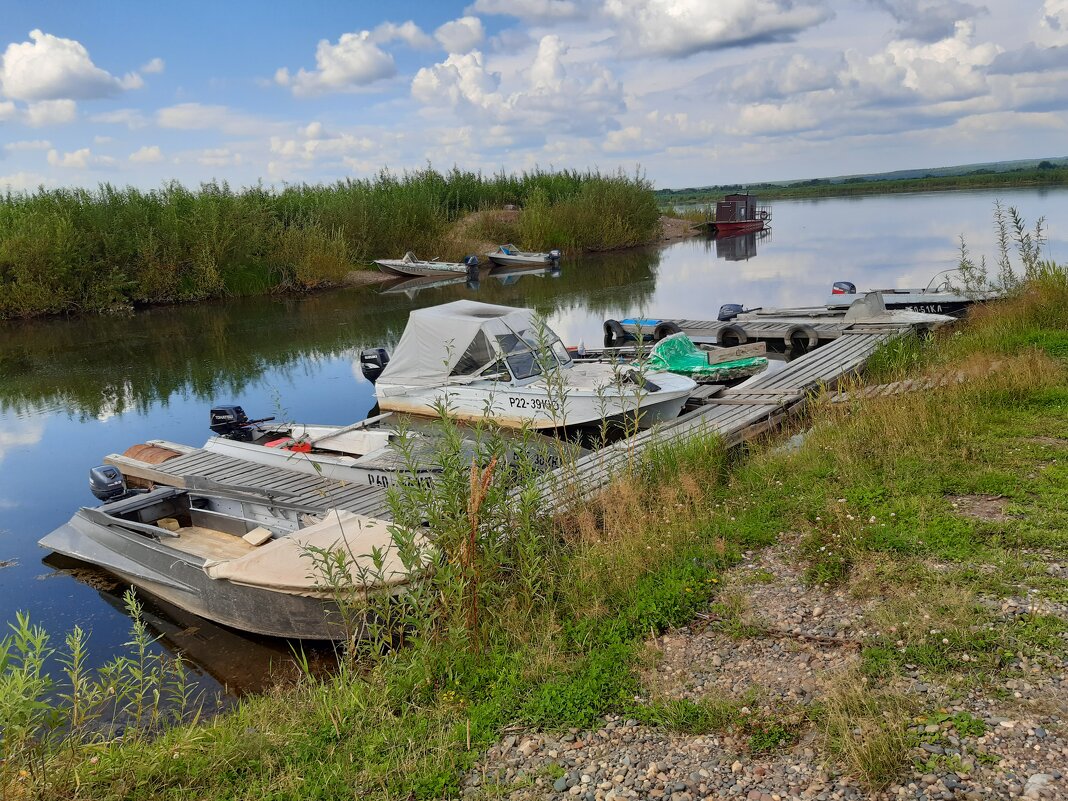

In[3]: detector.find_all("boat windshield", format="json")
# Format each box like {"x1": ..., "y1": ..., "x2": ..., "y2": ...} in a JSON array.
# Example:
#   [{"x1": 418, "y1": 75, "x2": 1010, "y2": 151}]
[{"x1": 495, "y1": 328, "x2": 573, "y2": 381}]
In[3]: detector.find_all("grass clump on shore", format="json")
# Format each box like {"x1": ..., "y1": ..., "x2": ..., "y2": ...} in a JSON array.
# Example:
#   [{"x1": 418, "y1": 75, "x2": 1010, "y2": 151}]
[{"x1": 0, "y1": 167, "x2": 659, "y2": 319}]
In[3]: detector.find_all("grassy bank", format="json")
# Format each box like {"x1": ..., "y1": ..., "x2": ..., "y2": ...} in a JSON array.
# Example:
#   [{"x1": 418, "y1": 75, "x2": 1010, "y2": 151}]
[
  {"x1": 658, "y1": 163, "x2": 1068, "y2": 205},
  {"x1": 0, "y1": 168, "x2": 660, "y2": 319},
  {"x1": 3, "y1": 273, "x2": 1067, "y2": 797}
]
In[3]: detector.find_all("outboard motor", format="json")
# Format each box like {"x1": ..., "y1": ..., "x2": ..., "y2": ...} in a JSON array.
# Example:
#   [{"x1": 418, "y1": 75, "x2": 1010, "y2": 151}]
[
  {"x1": 718, "y1": 303, "x2": 745, "y2": 322},
  {"x1": 360, "y1": 348, "x2": 391, "y2": 383},
  {"x1": 209, "y1": 404, "x2": 275, "y2": 441},
  {"x1": 548, "y1": 249, "x2": 562, "y2": 262},
  {"x1": 832, "y1": 281, "x2": 857, "y2": 295},
  {"x1": 89, "y1": 465, "x2": 129, "y2": 503}
]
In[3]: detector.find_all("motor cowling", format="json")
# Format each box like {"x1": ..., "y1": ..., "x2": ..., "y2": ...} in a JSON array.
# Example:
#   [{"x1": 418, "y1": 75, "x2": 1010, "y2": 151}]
[
  {"x1": 360, "y1": 348, "x2": 390, "y2": 383},
  {"x1": 832, "y1": 281, "x2": 856, "y2": 295},
  {"x1": 210, "y1": 404, "x2": 250, "y2": 438},
  {"x1": 718, "y1": 303, "x2": 745, "y2": 321},
  {"x1": 548, "y1": 249, "x2": 562, "y2": 261},
  {"x1": 89, "y1": 465, "x2": 127, "y2": 503}
]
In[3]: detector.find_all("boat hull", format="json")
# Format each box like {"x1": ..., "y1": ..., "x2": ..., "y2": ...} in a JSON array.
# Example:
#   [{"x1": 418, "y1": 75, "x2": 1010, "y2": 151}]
[
  {"x1": 712, "y1": 220, "x2": 765, "y2": 236},
  {"x1": 376, "y1": 370, "x2": 695, "y2": 430},
  {"x1": 488, "y1": 253, "x2": 555, "y2": 268},
  {"x1": 40, "y1": 515, "x2": 355, "y2": 640},
  {"x1": 374, "y1": 260, "x2": 469, "y2": 278}
]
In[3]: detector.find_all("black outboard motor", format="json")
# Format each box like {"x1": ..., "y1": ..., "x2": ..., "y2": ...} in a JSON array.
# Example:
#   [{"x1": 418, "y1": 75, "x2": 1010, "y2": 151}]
[
  {"x1": 360, "y1": 348, "x2": 390, "y2": 383},
  {"x1": 209, "y1": 404, "x2": 275, "y2": 441},
  {"x1": 832, "y1": 281, "x2": 857, "y2": 295},
  {"x1": 718, "y1": 303, "x2": 745, "y2": 322},
  {"x1": 548, "y1": 248, "x2": 562, "y2": 262},
  {"x1": 89, "y1": 465, "x2": 129, "y2": 503}
]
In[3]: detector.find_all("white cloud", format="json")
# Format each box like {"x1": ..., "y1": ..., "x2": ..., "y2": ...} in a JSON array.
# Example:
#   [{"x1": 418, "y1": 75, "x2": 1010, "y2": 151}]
[
  {"x1": 90, "y1": 108, "x2": 149, "y2": 128},
  {"x1": 3, "y1": 139, "x2": 51, "y2": 152},
  {"x1": 0, "y1": 419, "x2": 44, "y2": 463},
  {"x1": 732, "y1": 102, "x2": 820, "y2": 135},
  {"x1": 276, "y1": 22, "x2": 433, "y2": 96},
  {"x1": 372, "y1": 20, "x2": 434, "y2": 49},
  {"x1": 140, "y1": 57, "x2": 165, "y2": 74},
  {"x1": 602, "y1": 0, "x2": 833, "y2": 57},
  {"x1": 413, "y1": 36, "x2": 624, "y2": 138},
  {"x1": 0, "y1": 171, "x2": 51, "y2": 191},
  {"x1": 467, "y1": 0, "x2": 588, "y2": 21},
  {"x1": 25, "y1": 99, "x2": 77, "y2": 126},
  {"x1": 129, "y1": 145, "x2": 163, "y2": 163},
  {"x1": 435, "y1": 16, "x2": 485, "y2": 53},
  {"x1": 871, "y1": 0, "x2": 986, "y2": 42},
  {"x1": 0, "y1": 30, "x2": 131, "y2": 101},
  {"x1": 197, "y1": 147, "x2": 243, "y2": 167},
  {"x1": 47, "y1": 147, "x2": 116, "y2": 169},
  {"x1": 730, "y1": 52, "x2": 842, "y2": 101},
  {"x1": 157, "y1": 103, "x2": 270, "y2": 135},
  {"x1": 0, "y1": 100, "x2": 15, "y2": 120}
]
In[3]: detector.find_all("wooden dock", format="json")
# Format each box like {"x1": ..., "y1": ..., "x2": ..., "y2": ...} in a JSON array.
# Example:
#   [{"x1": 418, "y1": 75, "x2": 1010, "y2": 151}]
[
  {"x1": 102, "y1": 311, "x2": 932, "y2": 523},
  {"x1": 527, "y1": 328, "x2": 901, "y2": 513}
]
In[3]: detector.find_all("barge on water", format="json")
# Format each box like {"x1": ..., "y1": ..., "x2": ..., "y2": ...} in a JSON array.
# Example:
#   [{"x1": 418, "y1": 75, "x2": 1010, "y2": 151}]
[{"x1": 702, "y1": 193, "x2": 771, "y2": 236}]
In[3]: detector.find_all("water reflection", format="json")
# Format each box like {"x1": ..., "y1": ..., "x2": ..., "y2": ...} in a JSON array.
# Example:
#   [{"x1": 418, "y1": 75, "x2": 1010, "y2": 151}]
[{"x1": 708, "y1": 229, "x2": 773, "y2": 262}]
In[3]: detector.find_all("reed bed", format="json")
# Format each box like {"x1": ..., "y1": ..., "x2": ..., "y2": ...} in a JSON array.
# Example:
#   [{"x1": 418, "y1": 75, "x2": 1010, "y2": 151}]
[{"x1": 0, "y1": 168, "x2": 659, "y2": 319}]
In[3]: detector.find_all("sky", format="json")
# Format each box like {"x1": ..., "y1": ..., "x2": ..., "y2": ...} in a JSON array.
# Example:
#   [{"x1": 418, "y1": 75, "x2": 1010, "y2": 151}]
[{"x1": 1, "y1": 0, "x2": 1067, "y2": 191}]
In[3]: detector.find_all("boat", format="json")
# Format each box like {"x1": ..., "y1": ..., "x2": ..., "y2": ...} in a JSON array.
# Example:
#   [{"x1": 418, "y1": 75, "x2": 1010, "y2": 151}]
[
  {"x1": 487, "y1": 244, "x2": 562, "y2": 268},
  {"x1": 372, "y1": 300, "x2": 696, "y2": 430},
  {"x1": 700, "y1": 193, "x2": 771, "y2": 236},
  {"x1": 824, "y1": 273, "x2": 999, "y2": 318},
  {"x1": 197, "y1": 406, "x2": 584, "y2": 488},
  {"x1": 374, "y1": 252, "x2": 479, "y2": 278},
  {"x1": 39, "y1": 469, "x2": 427, "y2": 640}
]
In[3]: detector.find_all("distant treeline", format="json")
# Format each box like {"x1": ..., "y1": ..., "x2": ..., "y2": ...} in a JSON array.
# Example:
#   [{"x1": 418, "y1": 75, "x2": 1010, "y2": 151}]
[
  {"x1": 0, "y1": 168, "x2": 660, "y2": 319},
  {"x1": 658, "y1": 162, "x2": 1068, "y2": 205}
]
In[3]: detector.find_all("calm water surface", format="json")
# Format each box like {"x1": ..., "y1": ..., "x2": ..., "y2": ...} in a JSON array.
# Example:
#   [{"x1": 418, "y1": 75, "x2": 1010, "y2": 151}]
[{"x1": 1, "y1": 187, "x2": 1066, "y2": 697}]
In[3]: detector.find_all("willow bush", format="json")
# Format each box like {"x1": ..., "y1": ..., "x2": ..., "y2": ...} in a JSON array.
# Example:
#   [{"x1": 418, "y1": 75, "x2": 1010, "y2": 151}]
[{"x1": 0, "y1": 167, "x2": 659, "y2": 318}]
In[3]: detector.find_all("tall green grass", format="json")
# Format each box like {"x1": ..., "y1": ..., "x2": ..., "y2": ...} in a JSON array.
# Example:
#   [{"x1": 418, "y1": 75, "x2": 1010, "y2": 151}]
[{"x1": 0, "y1": 168, "x2": 660, "y2": 318}]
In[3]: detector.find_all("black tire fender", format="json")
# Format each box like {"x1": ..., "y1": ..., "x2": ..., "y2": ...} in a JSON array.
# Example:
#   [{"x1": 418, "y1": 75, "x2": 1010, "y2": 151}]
[
  {"x1": 785, "y1": 324, "x2": 819, "y2": 354},
  {"x1": 717, "y1": 323, "x2": 748, "y2": 347},
  {"x1": 603, "y1": 319, "x2": 627, "y2": 346},
  {"x1": 653, "y1": 321, "x2": 682, "y2": 341}
]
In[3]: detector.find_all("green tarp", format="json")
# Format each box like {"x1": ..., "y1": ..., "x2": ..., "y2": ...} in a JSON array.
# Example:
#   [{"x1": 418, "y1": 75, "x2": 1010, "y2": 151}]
[{"x1": 645, "y1": 333, "x2": 767, "y2": 383}]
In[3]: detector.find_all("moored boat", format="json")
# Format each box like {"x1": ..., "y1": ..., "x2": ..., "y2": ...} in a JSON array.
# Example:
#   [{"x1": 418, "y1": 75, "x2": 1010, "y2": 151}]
[
  {"x1": 39, "y1": 472, "x2": 427, "y2": 640},
  {"x1": 701, "y1": 193, "x2": 771, "y2": 236},
  {"x1": 372, "y1": 300, "x2": 696, "y2": 430},
  {"x1": 487, "y1": 244, "x2": 562, "y2": 268},
  {"x1": 374, "y1": 252, "x2": 479, "y2": 278}
]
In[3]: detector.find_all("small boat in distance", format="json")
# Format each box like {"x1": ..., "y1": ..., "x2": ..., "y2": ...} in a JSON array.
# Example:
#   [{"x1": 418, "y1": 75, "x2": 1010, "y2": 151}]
[
  {"x1": 487, "y1": 244, "x2": 562, "y2": 268},
  {"x1": 372, "y1": 300, "x2": 696, "y2": 430},
  {"x1": 374, "y1": 252, "x2": 479, "y2": 278},
  {"x1": 701, "y1": 193, "x2": 771, "y2": 237}
]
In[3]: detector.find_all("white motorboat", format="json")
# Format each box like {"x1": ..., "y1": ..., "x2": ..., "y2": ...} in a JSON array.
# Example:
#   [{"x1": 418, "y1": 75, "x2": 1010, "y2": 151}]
[
  {"x1": 487, "y1": 244, "x2": 562, "y2": 268},
  {"x1": 374, "y1": 252, "x2": 478, "y2": 278},
  {"x1": 373, "y1": 301, "x2": 696, "y2": 430}
]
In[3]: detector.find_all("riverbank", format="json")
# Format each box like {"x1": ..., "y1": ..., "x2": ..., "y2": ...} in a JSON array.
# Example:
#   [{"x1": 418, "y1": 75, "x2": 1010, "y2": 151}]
[
  {"x1": 2, "y1": 267, "x2": 1065, "y2": 798},
  {"x1": 657, "y1": 164, "x2": 1068, "y2": 205},
  {"x1": 0, "y1": 168, "x2": 661, "y2": 320}
]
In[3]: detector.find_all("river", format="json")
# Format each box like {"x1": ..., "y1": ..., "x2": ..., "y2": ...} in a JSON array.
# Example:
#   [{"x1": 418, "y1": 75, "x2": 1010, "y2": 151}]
[{"x1": 1, "y1": 187, "x2": 1066, "y2": 699}]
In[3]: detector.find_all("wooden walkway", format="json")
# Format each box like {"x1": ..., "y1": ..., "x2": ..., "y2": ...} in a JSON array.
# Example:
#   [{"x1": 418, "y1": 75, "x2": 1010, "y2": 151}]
[
  {"x1": 105, "y1": 447, "x2": 392, "y2": 518},
  {"x1": 665, "y1": 316, "x2": 848, "y2": 349},
  {"x1": 527, "y1": 329, "x2": 900, "y2": 513}
]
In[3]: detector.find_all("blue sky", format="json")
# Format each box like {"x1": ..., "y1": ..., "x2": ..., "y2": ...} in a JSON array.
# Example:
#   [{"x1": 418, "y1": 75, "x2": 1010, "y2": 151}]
[{"x1": 2, "y1": 0, "x2": 1067, "y2": 191}]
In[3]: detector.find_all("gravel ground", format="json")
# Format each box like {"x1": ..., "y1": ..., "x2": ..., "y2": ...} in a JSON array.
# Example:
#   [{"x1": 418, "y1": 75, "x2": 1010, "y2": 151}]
[{"x1": 463, "y1": 541, "x2": 1067, "y2": 800}]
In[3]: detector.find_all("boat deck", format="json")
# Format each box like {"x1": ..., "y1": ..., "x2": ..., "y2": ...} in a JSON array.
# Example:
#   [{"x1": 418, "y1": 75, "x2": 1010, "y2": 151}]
[{"x1": 105, "y1": 447, "x2": 393, "y2": 519}]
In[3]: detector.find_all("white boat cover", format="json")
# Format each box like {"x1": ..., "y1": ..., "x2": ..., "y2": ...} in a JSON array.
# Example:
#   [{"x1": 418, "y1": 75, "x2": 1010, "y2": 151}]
[
  {"x1": 376, "y1": 300, "x2": 537, "y2": 388},
  {"x1": 203, "y1": 510, "x2": 428, "y2": 593}
]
